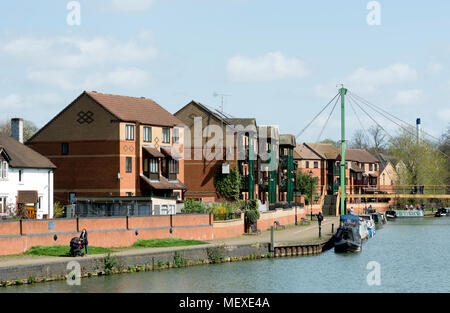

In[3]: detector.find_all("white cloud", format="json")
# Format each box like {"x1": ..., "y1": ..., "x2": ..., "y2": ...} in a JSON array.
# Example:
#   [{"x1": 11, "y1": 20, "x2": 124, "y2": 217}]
[
  {"x1": 1, "y1": 36, "x2": 157, "y2": 69},
  {"x1": 0, "y1": 34, "x2": 157, "y2": 91},
  {"x1": 0, "y1": 93, "x2": 62, "y2": 110},
  {"x1": 426, "y1": 62, "x2": 443, "y2": 74},
  {"x1": 227, "y1": 52, "x2": 310, "y2": 82},
  {"x1": 346, "y1": 63, "x2": 418, "y2": 94},
  {"x1": 82, "y1": 68, "x2": 151, "y2": 89},
  {"x1": 111, "y1": 0, "x2": 156, "y2": 12},
  {"x1": 395, "y1": 89, "x2": 423, "y2": 105}
]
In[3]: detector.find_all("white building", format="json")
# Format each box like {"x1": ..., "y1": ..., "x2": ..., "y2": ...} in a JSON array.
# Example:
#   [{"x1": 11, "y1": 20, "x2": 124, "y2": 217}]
[{"x1": 0, "y1": 118, "x2": 56, "y2": 219}]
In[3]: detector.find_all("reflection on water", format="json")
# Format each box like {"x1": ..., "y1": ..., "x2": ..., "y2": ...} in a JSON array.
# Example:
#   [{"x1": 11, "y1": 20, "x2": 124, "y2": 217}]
[{"x1": 2, "y1": 218, "x2": 450, "y2": 293}]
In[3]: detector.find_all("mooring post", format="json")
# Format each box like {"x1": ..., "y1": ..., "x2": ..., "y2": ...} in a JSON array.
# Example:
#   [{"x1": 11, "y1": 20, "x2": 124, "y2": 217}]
[
  {"x1": 19, "y1": 219, "x2": 23, "y2": 236},
  {"x1": 76, "y1": 216, "x2": 79, "y2": 232},
  {"x1": 331, "y1": 223, "x2": 334, "y2": 234},
  {"x1": 270, "y1": 226, "x2": 274, "y2": 253}
]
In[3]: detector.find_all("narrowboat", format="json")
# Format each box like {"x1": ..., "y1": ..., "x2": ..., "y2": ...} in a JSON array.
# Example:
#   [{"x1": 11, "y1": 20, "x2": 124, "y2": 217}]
[{"x1": 334, "y1": 215, "x2": 362, "y2": 253}]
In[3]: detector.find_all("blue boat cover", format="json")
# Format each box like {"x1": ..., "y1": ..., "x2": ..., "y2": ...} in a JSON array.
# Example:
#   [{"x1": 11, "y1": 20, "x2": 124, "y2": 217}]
[{"x1": 340, "y1": 214, "x2": 360, "y2": 227}]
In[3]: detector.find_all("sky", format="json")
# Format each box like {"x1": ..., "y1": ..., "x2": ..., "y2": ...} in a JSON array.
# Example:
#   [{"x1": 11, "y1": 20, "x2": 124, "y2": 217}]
[{"x1": 1, "y1": 0, "x2": 449, "y2": 145}]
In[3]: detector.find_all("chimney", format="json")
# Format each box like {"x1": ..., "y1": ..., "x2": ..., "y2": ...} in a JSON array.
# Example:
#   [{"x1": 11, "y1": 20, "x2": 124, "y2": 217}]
[
  {"x1": 11, "y1": 118, "x2": 24, "y2": 143},
  {"x1": 416, "y1": 118, "x2": 421, "y2": 143}
]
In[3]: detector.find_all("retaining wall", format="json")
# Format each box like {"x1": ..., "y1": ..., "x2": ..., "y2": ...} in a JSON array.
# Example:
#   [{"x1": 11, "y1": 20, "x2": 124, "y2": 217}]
[{"x1": 0, "y1": 208, "x2": 306, "y2": 256}]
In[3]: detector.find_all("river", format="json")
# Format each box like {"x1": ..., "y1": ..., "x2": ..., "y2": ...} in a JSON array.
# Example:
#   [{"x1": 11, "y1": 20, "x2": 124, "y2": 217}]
[{"x1": 2, "y1": 217, "x2": 450, "y2": 293}]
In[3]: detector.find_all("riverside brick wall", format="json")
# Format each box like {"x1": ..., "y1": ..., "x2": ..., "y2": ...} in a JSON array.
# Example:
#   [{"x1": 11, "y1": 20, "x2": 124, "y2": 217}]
[{"x1": 0, "y1": 206, "x2": 309, "y2": 255}]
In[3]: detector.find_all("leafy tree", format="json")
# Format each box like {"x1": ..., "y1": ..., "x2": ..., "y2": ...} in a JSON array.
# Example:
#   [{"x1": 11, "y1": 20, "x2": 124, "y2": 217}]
[
  {"x1": 214, "y1": 166, "x2": 241, "y2": 200},
  {"x1": 319, "y1": 138, "x2": 340, "y2": 148},
  {"x1": 295, "y1": 171, "x2": 318, "y2": 205},
  {"x1": 389, "y1": 126, "x2": 449, "y2": 188}
]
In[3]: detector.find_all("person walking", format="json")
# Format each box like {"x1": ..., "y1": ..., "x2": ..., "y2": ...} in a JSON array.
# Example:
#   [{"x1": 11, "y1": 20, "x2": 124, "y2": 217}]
[
  {"x1": 317, "y1": 212, "x2": 324, "y2": 237},
  {"x1": 80, "y1": 229, "x2": 88, "y2": 256}
]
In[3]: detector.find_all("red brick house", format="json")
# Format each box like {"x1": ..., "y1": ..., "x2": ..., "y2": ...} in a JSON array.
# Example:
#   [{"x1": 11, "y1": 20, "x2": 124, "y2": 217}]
[{"x1": 27, "y1": 91, "x2": 186, "y2": 204}]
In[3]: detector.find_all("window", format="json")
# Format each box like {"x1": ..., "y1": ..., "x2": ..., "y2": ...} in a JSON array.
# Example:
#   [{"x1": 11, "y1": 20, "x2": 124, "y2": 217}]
[
  {"x1": 126, "y1": 192, "x2": 132, "y2": 197},
  {"x1": 126, "y1": 125, "x2": 135, "y2": 140},
  {"x1": 38, "y1": 196, "x2": 43, "y2": 209},
  {"x1": 369, "y1": 164, "x2": 373, "y2": 171},
  {"x1": 374, "y1": 164, "x2": 377, "y2": 171},
  {"x1": 173, "y1": 127, "x2": 179, "y2": 143},
  {"x1": 19, "y1": 170, "x2": 23, "y2": 183},
  {"x1": 143, "y1": 127, "x2": 152, "y2": 142},
  {"x1": 0, "y1": 161, "x2": 8, "y2": 180},
  {"x1": 150, "y1": 158, "x2": 159, "y2": 173},
  {"x1": 169, "y1": 159, "x2": 179, "y2": 174},
  {"x1": 161, "y1": 205, "x2": 168, "y2": 215},
  {"x1": 162, "y1": 128, "x2": 170, "y2": 143},
  {"x1": 0, "y1": 197, "x2": 5, "y2": 214},
  {"x1": 305, "y1": 161, "x2": 309, "y2": 168},
  {"x1": 314, "y1": 161, "x2": 319, "y2": 168},
  {"x1": 61, "y1": 143, "x2": 69, "y2": 155},
  {"x1": 126, "y1": 157, "x2": 132, "y2": 173}
]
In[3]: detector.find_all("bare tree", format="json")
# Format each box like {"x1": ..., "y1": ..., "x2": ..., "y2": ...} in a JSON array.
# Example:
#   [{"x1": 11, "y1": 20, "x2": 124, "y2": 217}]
[
  {"x1": 368, "y1": 125, "x2": 386, "y2": 150},
  {"x1": 0, "y1": 119, "x2": 38, "y2": 142},
  {"x1": 349, "y1": 130, "x2": 368, "y2": 149}
]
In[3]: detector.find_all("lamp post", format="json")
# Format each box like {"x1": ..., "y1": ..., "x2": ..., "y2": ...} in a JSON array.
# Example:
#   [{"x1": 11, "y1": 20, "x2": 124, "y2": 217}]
[{"x1": 309, "y1": 170, "x2": 313, "y2": 221}]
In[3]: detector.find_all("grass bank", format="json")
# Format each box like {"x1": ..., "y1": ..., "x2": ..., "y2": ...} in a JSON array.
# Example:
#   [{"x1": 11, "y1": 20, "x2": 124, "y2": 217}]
[{"x1": 20, "y1": 238, "x2": 208, "y2": 257}]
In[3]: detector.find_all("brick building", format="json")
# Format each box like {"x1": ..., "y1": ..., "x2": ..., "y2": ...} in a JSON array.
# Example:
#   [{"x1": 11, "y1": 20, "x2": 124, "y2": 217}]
[{"x1": 27, "y1": 91, "x2": 186, "y2": 204}]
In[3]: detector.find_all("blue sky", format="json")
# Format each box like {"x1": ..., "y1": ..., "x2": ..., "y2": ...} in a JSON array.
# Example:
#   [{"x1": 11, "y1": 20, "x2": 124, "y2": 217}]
[{"x1": 1, "y1": 0, "x2": 449, "y2": 144}]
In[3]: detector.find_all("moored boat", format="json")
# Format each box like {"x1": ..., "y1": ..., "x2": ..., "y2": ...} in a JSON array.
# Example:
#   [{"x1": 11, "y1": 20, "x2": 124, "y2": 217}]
[
  {"x1": 359, "y1": 214, "x2": 376, "y2": 238},
  {"x1": 370, "y1": 212, "x2": 384, "y2": 230},
  {"x1": 334, "y1": 215, "x2": 362, "y2": 253},
  {"x1": 386, "y1": 210, "x2": 397, "y2": 219},
  {"x1": 394, "y1": 210, "x2": 424, "y2": 218},
  {"x1": 435, "y1": 208, "x2": 447, "y2": 217}
]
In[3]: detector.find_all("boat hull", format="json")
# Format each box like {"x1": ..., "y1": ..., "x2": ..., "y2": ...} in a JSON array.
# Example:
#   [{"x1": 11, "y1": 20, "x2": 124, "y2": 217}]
[{"x1": 334, "y1": 240, "x2": 361, "y2": 253}]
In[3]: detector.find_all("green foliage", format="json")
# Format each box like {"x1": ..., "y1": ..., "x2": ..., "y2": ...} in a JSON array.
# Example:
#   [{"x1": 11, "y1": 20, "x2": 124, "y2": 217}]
[
  {"x1": 132, "y1": 238, "x2": 207, "y2": 248},
  {"x1": 53, "y1": 202, "x2": 65, "y2": 218},
  {"x1": 173, "y1": 251, "x2": 188, "y2": 267},
  {"x1": 389, "y1": 127, "x2": 449, "y2": 187},
  {"x1": 0, "y1": 118, "x2": 38, "y2": 142},
  {"x1": 23, "y1": 245, "x2": 112, "y2": 256},
  {"x1": 241, "y1": 199, "x2": 259, "y2": 224},
  {"x1": 206, "y1": 245, "x2": 225, "y2": 263},
  {"x1": 214, "y1": 166, "x2": 241, "y2": 200},
  {"x1": 209, "y1": 201, "x2": 241, "y2": 220},
  {"x1": 102, "y1": 253, "x2": 119, "y2": 275},
  {"x1": 182, "y1": 199, "x2": 208, "y2": 214},
  {"x1": 295, "y1": 172, "x2": 318, "y2": 204}
]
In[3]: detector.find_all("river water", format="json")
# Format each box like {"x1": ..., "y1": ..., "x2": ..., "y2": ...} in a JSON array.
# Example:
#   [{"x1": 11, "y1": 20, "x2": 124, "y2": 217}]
[{"x1": 2, "y1": 217, "x2": 450, "y2": 293}]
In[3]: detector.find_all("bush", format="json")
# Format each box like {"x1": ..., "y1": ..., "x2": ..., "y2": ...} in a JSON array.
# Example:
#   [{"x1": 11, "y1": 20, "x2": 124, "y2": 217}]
[
  {"x1": 214, "y1": 166, "x2": 241, "y2": 200},
  {"x1": 182, "y1": 199, "x2": 208, "y2": 214},
  {"x1": 241, "y1": 199, "x2": 259, "y2": 224},
  {"x1": 53, "y1": 202, "x2": 65, "y2": 218}
]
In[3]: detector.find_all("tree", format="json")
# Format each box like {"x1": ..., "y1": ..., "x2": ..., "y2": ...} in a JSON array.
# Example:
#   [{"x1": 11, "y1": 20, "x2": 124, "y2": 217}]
[
  {"x1": 389, "y1": 126, "x2": 449, "y2": 188},
  {"x1": 349, "y1": 129, "x2": 368, "y2": 149},
  {"x1": 320, "y1": 138, "x2": 340, "y2": 148},
  {"x1": 295, "y1": 171, "x2": 318, "y2": 205},
  {"x1": 0, "y1": 119, "x2": 38, "y2": 142},
  {"x1": 368, "y1": 125, "x2": 387, "y2": 151},
  {"x1": 214, "y1": 166, "x2": 241, "y2": 201}
]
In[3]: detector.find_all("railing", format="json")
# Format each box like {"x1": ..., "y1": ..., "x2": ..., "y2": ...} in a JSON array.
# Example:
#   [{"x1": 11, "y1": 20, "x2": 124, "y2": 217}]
[{"x1": 343, "y1": 185, "x2": 450, "y2": 195}]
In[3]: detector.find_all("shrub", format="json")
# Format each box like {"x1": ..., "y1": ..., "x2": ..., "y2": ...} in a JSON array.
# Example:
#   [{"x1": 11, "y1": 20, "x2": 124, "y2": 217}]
[
  {"x1": 182, "y1": 199, "x2": 208, "y2": 214},
  {"x1": 214, "y1": 166, "x2": 241, "y2": 200},
  {"x1": 53, "y1": 202, "x2": 65, "y2": 218},
  {"x1": 241, "y1": 199, "x2": 259, "y2": 224}
]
